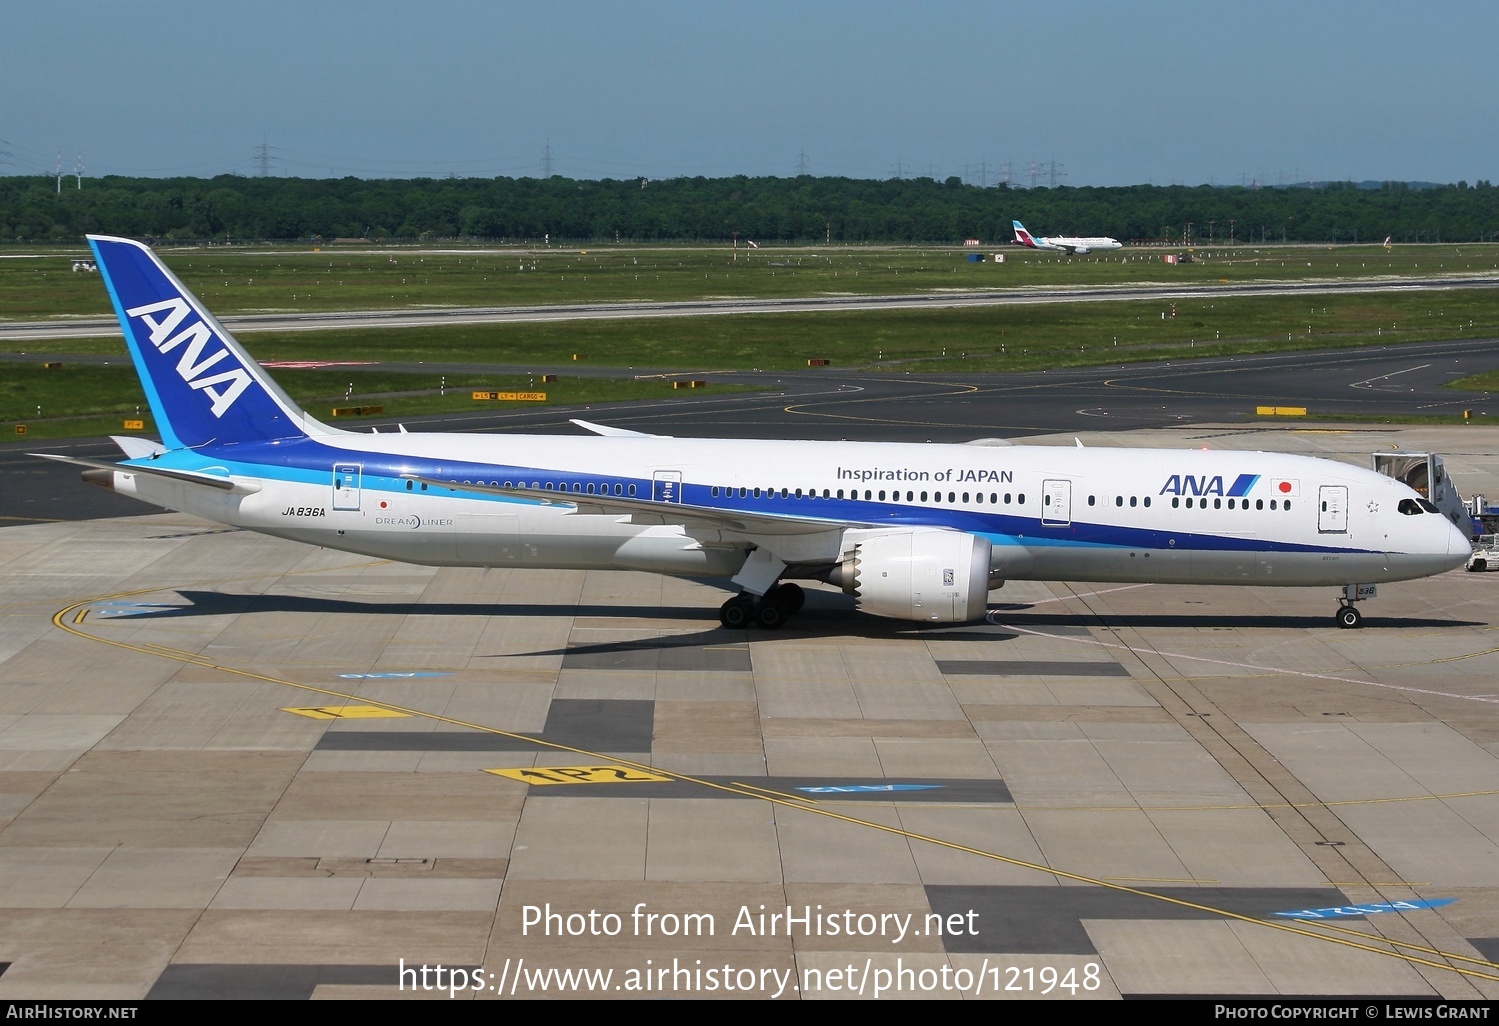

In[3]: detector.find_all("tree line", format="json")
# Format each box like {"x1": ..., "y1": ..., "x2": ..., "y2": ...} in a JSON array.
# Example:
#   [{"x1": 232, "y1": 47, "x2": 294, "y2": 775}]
[{"x1": 3, "y1": 174, "x2": 1497, "y2": 245}]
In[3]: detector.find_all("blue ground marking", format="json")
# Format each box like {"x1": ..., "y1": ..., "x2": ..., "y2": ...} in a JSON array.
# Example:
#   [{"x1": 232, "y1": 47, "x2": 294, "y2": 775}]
[
  {"x1": 1273, "y1": 898, "x2": 1455, "y2": 918},
  {"x1": 336, "y1": 672, "x2": 454, "y2": 679}
]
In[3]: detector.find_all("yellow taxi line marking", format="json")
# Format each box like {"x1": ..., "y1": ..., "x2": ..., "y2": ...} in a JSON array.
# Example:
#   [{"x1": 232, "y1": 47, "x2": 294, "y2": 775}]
[
  {"x1": 48, "y1": 588, "x2": 1499, "y2": 983},
  {"x1": 727, "y1": 781, "x2": 821, "y2": 804},
  {"x1": 281, "y1": 705, "x2": 410, "y2": 720}
]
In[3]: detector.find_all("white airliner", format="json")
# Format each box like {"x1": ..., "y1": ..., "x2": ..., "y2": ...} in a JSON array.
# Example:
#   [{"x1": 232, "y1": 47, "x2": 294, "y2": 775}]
[
  {"x1": 38, "y1": 236, "x2": 1469, "y2": 630},
  {"x1": 1012, "y1": 220, "x2": 1123, "y2": 255}
]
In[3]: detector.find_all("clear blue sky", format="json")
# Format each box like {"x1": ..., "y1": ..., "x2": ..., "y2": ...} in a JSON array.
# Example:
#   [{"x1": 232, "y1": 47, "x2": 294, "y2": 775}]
[{"x1": 3, "y1": 1, "x2": 1492, "y2": 186}]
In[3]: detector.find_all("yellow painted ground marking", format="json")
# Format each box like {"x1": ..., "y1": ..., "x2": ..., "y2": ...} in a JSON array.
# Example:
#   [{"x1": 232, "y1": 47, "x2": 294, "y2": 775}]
[
  {"x1": 48, "y1": 586, "x2": 1499, "y2": 984},
  {"x1": 485, "y1": 765, "x2": 672, "y2": 785},
  {"x1": 281, "y1": 705, "x2": 410, "y2": 720},
  {"x1": 72, "y1": 609, "x2": 88, "y2": 624}
]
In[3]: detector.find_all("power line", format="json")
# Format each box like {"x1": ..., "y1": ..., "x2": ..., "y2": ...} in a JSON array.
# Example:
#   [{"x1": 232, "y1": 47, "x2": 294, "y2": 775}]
[{"x1": 255, "y1": 139, "x2": 275, "y2": 177}]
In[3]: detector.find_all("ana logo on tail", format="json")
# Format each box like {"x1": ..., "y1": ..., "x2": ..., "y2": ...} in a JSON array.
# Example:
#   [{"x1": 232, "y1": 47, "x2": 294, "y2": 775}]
[{"x1": 125, "y1": 298, "x2": 254, "y2": 418}]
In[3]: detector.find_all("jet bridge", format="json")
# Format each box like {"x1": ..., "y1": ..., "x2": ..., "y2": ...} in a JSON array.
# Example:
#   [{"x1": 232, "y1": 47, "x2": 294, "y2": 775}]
[{"x1": 1371, "y1": 451, "x2": 1476, "y2": 538}]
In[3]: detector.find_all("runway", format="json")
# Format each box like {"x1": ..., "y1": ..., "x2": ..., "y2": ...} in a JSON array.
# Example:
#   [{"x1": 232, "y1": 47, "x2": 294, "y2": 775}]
[{"x1": 4, "y1": 272, "x2": 1499, "y2": 341}]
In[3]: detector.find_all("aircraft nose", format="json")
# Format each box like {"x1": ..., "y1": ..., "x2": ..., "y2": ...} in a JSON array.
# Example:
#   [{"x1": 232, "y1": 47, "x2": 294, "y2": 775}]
[{"x1": 1446, "y1": 519, "x2": 1473, "y2": 567}]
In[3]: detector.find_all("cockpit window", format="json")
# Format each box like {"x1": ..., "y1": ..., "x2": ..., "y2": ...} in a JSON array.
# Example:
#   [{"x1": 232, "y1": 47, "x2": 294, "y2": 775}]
[
  {"x1": 1418, "y1": 498, "x2": 1439, "y2": 513},
  {"x1": 1398, "y1": 498, "x2": 1439, "y2": 515}
]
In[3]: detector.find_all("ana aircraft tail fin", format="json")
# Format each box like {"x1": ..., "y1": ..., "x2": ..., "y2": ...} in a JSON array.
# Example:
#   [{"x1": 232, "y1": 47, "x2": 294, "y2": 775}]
[{"x1": 87, "y1": 235, "x2": 344, "y2": 450}]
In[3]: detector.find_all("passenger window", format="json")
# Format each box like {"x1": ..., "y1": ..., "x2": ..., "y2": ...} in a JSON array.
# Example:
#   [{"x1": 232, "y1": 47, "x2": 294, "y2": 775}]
[
  {"x1": 1172, "y1": 497, "x2": 1179, "y2": 508},
  {"x1": 1143, "y1": 497, "x2": 1151, "y2": 508},
  {"x1": 1129, "y1": 496, "x2": 1137, "y2": 507},
  {"x1": 1214, "y1": 498, "x2": 1221, "y2": 509},
  {"x1": 921, "y1": 491, "x2": 929, "y2": 502},
  {"x1": 1115, "y1": 496, "x2": 1123, "y2": 507},
  {"x1": 1088, "y1": 495, "x2": 1095, "y2": 506}
]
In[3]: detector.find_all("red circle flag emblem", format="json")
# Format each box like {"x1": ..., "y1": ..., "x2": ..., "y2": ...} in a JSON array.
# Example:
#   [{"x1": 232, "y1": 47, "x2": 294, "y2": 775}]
[{"x1": 1269, "y1": 479, "x2": 1300, "y2": 496}]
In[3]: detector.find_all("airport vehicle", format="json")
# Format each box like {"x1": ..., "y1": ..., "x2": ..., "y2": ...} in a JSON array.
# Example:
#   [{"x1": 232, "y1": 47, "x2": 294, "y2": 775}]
[
  {"x1": 1012, "y1": 219, "x2": 1123, "y2": 255},
  {"x1": 37, "y1": 236, "x2": 1470, "y2": 630},
  {"x1": 1467, "y1": 535, "x2": 1499, "y2": 572}
]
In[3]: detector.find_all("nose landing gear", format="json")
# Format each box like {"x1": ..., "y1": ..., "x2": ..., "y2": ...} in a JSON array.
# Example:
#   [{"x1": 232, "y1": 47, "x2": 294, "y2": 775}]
[
  {"x1": 718, "y1": 582, "x2": 805, "y2": 629},
  {"x1": 1335, "y1": 583, "x2": 1374, "y2": 629}
]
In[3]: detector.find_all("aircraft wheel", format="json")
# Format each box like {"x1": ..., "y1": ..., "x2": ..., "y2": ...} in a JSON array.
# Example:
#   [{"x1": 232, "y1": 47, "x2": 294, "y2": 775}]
[
  {"x1": 755, "y1": 596, "x2": 790, "y2": 630},
  {"x1": 719, "y1": 594, "x2": 756, "y2": 629},
  {"x1": 1469, "y1": 559, "x2": 1487, "y2": 573},
  {"x1": 768, "y1": 582, "x2": 804, "y2": 613},
  {"x1": 1336, "y1": 605, "x2": 1362, "y2": 629}
]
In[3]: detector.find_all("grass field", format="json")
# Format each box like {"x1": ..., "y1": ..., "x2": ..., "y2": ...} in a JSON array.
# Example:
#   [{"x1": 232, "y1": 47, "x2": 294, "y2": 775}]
[
  {"x1": 7, "y1": 241, "x2": 1499, "y2": 439},
  {"x1": 9, "y1": 287, "x2": 1498, "y2": 373},
  {"x1": 0, "y1": 365, "x2": 738, "y2": 441},
  {"x1": 5, "y1": 240, "x2": 1499, "y2": 321}
]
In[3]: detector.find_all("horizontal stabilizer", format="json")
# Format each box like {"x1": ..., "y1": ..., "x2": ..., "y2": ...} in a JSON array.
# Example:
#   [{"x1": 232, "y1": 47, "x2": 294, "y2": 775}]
[
  {"x1": 31, "y1": 453, "x2": 257, "y2": 492},
  {"x1": 111, "y1": 435, "x2": 168, "y2": 459}
]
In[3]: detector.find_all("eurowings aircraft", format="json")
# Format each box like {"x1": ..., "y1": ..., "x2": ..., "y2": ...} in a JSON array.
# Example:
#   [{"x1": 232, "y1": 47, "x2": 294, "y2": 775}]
[
  {"x1": 38, "y1": 236, "x2": 1468, "y2": 630},
  {"x1": 1012, "y1": 220, "x2": 1123, "y2": 255}
]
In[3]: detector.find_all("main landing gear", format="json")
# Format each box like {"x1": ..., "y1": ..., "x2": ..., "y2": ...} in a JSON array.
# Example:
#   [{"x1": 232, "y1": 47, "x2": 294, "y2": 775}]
[
  {"x1": 719, "y1": 583, "x2": 805, "y2": 629},
  {"x1": 1335, "y1": 583, "x2": 1374, "y2": 629}
]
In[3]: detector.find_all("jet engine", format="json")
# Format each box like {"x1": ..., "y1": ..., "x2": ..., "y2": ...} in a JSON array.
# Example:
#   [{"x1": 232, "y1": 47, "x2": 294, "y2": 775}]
[{"x1": 824, "y1": 529, "x2": 992, "y2": 623}]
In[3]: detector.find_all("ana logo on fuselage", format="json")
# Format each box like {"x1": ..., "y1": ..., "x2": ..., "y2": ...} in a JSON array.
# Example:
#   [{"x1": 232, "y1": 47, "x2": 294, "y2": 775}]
[
  {"x1": 125, "y1": 298, "x2": 253, "y2": 418},
  {"x1": 1159, "y1": 473, "x2": 1260, "y2": 497}
]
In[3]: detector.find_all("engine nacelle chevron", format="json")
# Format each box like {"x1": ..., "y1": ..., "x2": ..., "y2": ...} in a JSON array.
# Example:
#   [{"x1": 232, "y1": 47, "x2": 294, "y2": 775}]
[{"x1": 827, "y1": 529, "x2": 993, "y2": 623}]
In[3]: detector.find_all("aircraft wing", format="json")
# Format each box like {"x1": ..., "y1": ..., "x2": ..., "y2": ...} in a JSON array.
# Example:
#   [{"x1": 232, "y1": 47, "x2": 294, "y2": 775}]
[
  {"x1": 569, "y1": 419, "x2": 665, "y2": 438},
  {"x1": 31, "y1": 453, "x2": 257, "y2": 492},
  {"x1": 401, "y1": 475, "x2": 870, "y2": 536}
]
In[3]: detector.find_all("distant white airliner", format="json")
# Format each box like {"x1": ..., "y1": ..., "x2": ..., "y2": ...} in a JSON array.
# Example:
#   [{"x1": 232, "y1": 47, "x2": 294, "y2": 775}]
[
  {"x1": 37, "y1": 236, "x2": 1469, "y2": 631},
  {"x1": 1013, "y1": 220, "x2": 1123, "y2": 255}
]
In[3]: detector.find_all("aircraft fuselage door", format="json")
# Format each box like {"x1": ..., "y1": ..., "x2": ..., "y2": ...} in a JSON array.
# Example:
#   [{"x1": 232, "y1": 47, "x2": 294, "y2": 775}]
[
  {"x1": 652, "y1": 471, "x2": 683, "y2": 503},
  {"x1": 332, "y1": 463, "x2": 363, "y2": 510},
  {"x1": 1318, "y1": 484, "x2": 1348, "y2": 533},
  {"x1": 1042, "y1": 479, "x2": 1072, "y2": 526}
]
